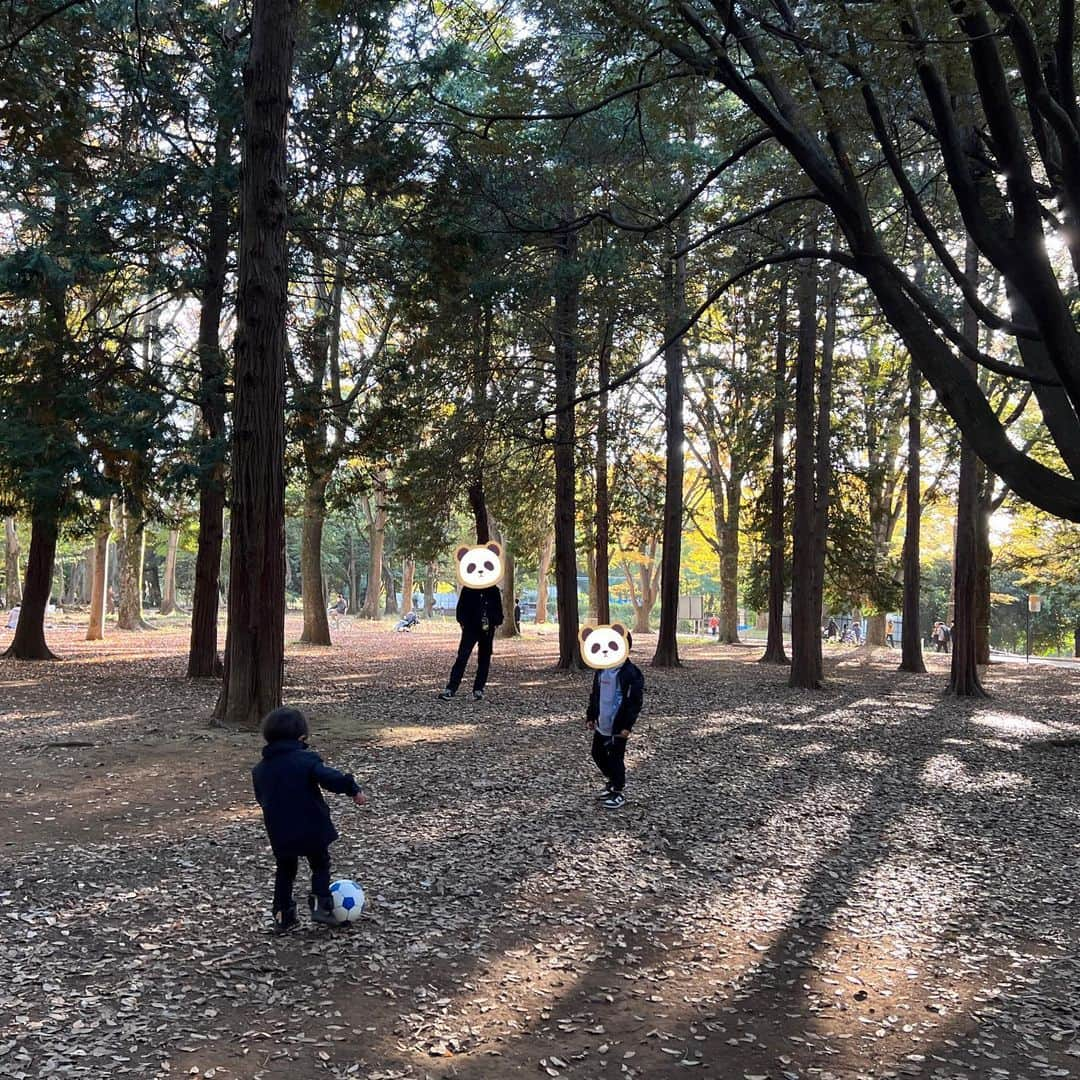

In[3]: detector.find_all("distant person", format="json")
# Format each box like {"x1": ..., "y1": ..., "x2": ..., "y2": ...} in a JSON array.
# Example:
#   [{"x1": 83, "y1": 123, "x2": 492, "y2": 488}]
[
  {"x1": 708, "y1": 614, "x2": 720, "y2": 638},
  {"x1": 252, "y1": 706, "x2": 367, "y2": 934},
  {"x1": 328, "y1": 593, "x2": 347, "y2": 628},
  {"x1": 851, "y1": 618, "x2": 862, "y2": 645},
  {"x1": 5, "y1": 605, "x2": 20, "y2": 630},
  {"x1": 885, "y1": 618, "x2": 895, "y2": 648},
  {"x1": 932, "y1": 621, "x2": 949, "y2": 652},
  {"x1": 514, "y1": 596, "x2": 521, "y2": 633},
  {"x1": 826, "y1": 617, "x2": 839, "y2": 641}
]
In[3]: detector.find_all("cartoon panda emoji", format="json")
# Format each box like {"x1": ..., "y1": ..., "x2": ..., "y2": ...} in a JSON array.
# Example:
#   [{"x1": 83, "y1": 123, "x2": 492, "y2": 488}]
[
  {"x1": 455, "y1": 541, "x2": 505, "y2": 590},
  {"x1": 579, "y1": 623, "x2": 631, "y2": 670}
]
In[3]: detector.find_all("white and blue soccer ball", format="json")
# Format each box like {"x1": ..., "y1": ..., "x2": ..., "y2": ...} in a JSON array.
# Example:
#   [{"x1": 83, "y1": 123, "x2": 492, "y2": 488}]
[{"x1": 329, "y1": 879, "x2": 365, "y2": 923}]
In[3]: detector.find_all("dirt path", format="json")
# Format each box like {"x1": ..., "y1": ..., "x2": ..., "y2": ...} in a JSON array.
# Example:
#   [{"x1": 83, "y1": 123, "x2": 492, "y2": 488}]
[{"x1": 2, "y1": 619, "x2": 1079, "y2": 1080}]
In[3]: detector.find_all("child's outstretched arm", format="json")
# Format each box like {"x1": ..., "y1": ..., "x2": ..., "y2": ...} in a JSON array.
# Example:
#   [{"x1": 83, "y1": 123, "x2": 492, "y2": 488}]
[{"x1": 312, "y1": 758, "x2": 363, "y2": 800}]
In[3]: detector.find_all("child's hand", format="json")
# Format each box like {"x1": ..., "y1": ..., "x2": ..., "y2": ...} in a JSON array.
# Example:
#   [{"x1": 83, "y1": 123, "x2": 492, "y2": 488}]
[
  {"x1": 353, "y1": 791, "x2": 368, "y2": 807},
  {"x1": 617, "y1": 729, "x2": 631, "y2": 739}
]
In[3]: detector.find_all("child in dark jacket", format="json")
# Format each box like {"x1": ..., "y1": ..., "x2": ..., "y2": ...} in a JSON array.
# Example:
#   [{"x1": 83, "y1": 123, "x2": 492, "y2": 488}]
[
  {"x1": 583, "y1": 629, "x2": 645, "y2": 810},
  {"x1": 252, "y1": 707, "x2": 367, "y2": 934}
]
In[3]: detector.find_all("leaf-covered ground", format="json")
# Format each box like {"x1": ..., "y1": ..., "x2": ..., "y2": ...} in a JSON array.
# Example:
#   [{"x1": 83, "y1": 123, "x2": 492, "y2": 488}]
[{"x1": 1, "y1": 617, "x2": 1079, "y2": 1080}]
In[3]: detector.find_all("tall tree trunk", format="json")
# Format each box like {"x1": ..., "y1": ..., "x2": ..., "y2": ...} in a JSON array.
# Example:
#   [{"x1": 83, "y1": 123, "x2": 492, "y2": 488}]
[
  {"x1": 115, "y1": 502, "x2": 148, "y2": 631},
  {"x1": 361, "y1": 491, "x2": 386, "y2": 619},
  {"x1": 717, "y1": 480, "x2": 742, "y2": 644},
  {"x1": 383, "y1": 563, "x2": 398, "y2": 615},
  {"x1": 948, "y1": 238, "x2": 988, "y2": 697},
  {"x1": 160, "y1": 528, "x2": 179, "y2": 615},
  {"x1": 300, "y1": 476, "x2": 331, "y2": 644},
  {"x1": 762, "y1": 279, "x2": 789, "y2": 664},
  {"x1": 78, "y1": 547, "x2": 92, "y2": 604},
  {"x1": 899, "y1": 378, "x2": 927, "y2": 672},
  {"x1": 4, "y1": 517, "x2": 21, "y2": 608},
  {"x1": 402, "y1": 558, "x2": 416, "y2": 616},
  {"x1": 347, "y1": 531, "x2": 358, "y2": 614},
  {"x1": 974, "y1": 465, "x2": 993, "y2": 665},
  {"x1": 86, "y1": 506, "x2": 109, "y2": 641},
  {"x1": 499, "y1": 546, "x2": 517, "y2": 639},
  {"x1": 553, "y1": 226, "x2": 582, "y2": 667},
  {"x1": 536, "y1": 530, "x2": 554, "y2": 624},
  {"x1": 653, "y1": 237, "x2": 687, "y2": 668},
  {"x1": 144, "y1": 550, "x2": 162, "y2": 610},
  {"x1": 424, "y1": 561, "x2": 436, "y2": 618},
  {"x1": 595, "y1": 319, "x2": 613, "y2": 624},
  {"x1": 187, "y1": 100, "x2": 233, "y2": 678},
  {"x1": 3, "y1": 514, "x2": 58, "y2": 660},
  {"x1": 467, "y1": 481, "x2": 490, "y2": 545},
  {"x1": 214, "y1": 0, "x2": 298, "y2": 725},
  {"x1": 789, "y1": 244, "x2": 823, "y2": 690}
]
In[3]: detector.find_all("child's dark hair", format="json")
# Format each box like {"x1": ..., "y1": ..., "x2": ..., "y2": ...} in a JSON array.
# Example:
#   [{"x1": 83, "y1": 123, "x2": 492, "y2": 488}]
[{"x1": 262, "y1": 706, "x2": 309, "y2": 743}]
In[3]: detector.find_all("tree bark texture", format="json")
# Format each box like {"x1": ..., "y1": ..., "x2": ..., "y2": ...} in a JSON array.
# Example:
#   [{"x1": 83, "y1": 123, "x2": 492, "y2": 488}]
[
  {"x1": 214, "y1": 0, "x2": 298, "y2": 725},
  {"x1": 402, "y1": 558, "x2": 415, "y2": 616},
  {"x1": 300, "y1": 477, "x2": 331, "y2": 644},
  {"x1": 3, "y1": 514, "x2": 58, "y2": 660},
  {"x1": 595, "y1": 318, "x2": 613, "y2": 625},
  {"x1": 86, "y1": 507, "x2": 109, "y2": 642},
  {"x1": 159, "y1": 528, "x2": 179, "y2": 615},
  {"x1": 948, "y1": 239, "x2": 988, "y2": 697},
  {"x1": 115, "y1": 501, "x2": 148, "y2": 631},
  {"x1": 536, "y1": 530, "x2": 554, "y2": 624},
  {"x1": 553, "y1": 227, "x2": 582, "y2": 668},
  {"x1": 761, "y1": 280, "x2": 789, "y2": 664},
  {"x1": 4, "y1": 517, "x2": 21, "y2": 608},
  {"x1": 652, "y1": 239, "x2": 687, "y2": 668},
  {"x1": 187, "y1": 99, "x2": 233, "y2": 678},
  {"x1": 361, "y1": 490, "x2": 386, "y2": 619}
]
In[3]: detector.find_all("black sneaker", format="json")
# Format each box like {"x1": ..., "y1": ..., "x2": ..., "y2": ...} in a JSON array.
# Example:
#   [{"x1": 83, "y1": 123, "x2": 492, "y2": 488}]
[
  {"x1": 309, "y1": 894, "x2": 338, "y2": 927},
  {"x1": 471, "y1": 689, "x2": 484, "y2": 701},
  {"x1": 438, "y1": 688, "x2": 454, "y2": 700},
  {"x1": 602, "y1": 792, "x2": 625, "y2": 810},
  {"x1": 273, "y1": 905, "x2": 299, "y2": 935},
  {"x1": 594, "y1": 785, "x2": 614, "y2": 800}
]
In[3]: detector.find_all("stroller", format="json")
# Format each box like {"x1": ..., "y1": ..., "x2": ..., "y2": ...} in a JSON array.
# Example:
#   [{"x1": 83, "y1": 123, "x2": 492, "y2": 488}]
[{"x1": 394, "y1": 610, "x2": 420, "y2": 632}]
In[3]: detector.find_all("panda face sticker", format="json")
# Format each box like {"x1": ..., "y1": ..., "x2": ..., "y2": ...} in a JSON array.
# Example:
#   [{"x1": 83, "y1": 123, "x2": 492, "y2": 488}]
[
  {"x1": 579, "y1": 623, "x2": 630, "y2": 670},
  {"x1": 455, "y1": 542, "x2": 505, "y2": 590}
]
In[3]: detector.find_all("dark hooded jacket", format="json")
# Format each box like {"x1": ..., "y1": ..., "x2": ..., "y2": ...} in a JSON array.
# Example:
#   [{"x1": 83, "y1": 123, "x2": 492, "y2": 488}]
[
  {"x1": 252, "y1": 740, "x2": 360, "y2": 856},
  {"x1": 454, "y1": 585, "x2": 504, "y2": 630}
]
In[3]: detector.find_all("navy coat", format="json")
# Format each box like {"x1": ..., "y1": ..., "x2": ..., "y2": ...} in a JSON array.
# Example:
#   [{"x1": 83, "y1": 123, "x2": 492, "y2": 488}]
[
  {"x1": 252, "y1": 740, "x2": 360, "y2": 857},
  {"x1": 585, "y1": 660, "x2": 645, "y2": 734},
  {"x1": 455, "y1": 585, "x2": 504, "y2": 629}
]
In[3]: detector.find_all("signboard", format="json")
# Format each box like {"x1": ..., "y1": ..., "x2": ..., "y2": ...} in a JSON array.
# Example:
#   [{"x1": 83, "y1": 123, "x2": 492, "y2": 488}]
[
  {"x1": 677, "y1": 594, "x2": 705, "y2": 621},
  {"x1": 1028, "y1": 594, "x2": 1043, "y2": 613}
]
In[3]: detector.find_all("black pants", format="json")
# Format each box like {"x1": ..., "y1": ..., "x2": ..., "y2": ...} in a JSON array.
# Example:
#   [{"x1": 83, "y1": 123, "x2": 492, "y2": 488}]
[
  {"x1": 273, "y1": 848, "x2": 331, "y2": 914},
  {"x1": 591, "y1": 731, "x2": 627, "y2": 792},
  {"x1": 447, "y1": 623, "x2": 495, "y2": 693}
]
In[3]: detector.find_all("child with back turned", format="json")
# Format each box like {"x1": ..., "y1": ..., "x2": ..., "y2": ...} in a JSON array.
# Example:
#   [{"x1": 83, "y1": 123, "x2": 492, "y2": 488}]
[{"x1": 252, "y1": 707, "x2": 367, "y2": 934}]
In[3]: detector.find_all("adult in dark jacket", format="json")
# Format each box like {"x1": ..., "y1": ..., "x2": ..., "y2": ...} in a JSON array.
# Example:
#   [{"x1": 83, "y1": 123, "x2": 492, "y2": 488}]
[
  {"x1": 252, "y1": 707, "x2": 367, "y2": 933},
  {"x1": 440, "y1": 542, "x2": 505, "y2": 701}
]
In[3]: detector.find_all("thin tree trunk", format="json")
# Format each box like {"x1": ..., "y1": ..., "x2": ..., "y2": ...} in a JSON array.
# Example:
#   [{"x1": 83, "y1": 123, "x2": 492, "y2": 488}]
[
  {"x1": 974, "y1": 465, "x2": 993, "y2": 665},
  {"x1": 762, "y1": 279, "x2": 789, "y2": 664},
  {"x1": 347, "y1": 531, "x2": 358, "y2": 614},
  {"x1": 86, "y1": 506, "x2": 109, "y2": 641},
  {"x1": 553, "y1": 226, "x2": 582, "y2": 667},
  {"x1": 717, "y1": 481, "x2": 742, "y2": 644},
  {"x1": 383, "y1": 563, "x2": 398, "y2": 615},
  {"x1": 214, "y1": 0, "x2": 298, "y2": 725},
  {"x1": 115, "y1": 502, "x2": 148, "y2": 631},
  {"x1": 900, "y1": 372, "x2": 927, "y2": 672},
  {"x1": 361, "y1": 492, "x2": 386, "y2": 619},
  {"x1": 424, "y1": 561, "x2": 436, "y2": 618},
  {"x1": 467, "y1": 481, "x2": 490, "y2": 545},
  {"x1": 187, "y1": 98, "x2": 233, "y2": 678},
  {"x1": 3, "y1": 514, "x2": 58, "y2": 660},
  {"x1": 4, "y1": 517, "x2": 21, "y2": 608},
  {"x1": 595, "y1": 319, "x2": 613, "y2": 624},
  {"x1": 300, "y1": 476, "x2": 331, "y2": 644},
  {"x1": 402, "y1": 558, "x2": 415, "y2": 616},
  {"x1": 160, "y1": 528, "x2": 179, "y2": 615},
  {"x1": 536, "y1": 530, "x2": 554, "y2": 624},
  {"x1": 498, "y1": 546, "x2": 517, "y2": 639},
  {"x1": 653, "y1": 236, "x2": 687, "y2": 668},
  {"x1": 789, "y1": 242, "x2": 823, "y2": 690},
  {"x1": 948, "y1": 237, "x2": 988, "y2": 697}
]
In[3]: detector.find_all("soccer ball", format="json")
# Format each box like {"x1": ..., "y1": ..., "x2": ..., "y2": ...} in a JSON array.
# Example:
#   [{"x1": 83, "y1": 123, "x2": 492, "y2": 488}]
[{"x1": 328, "y1": 879, "x2": 365, "y2": 923}]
